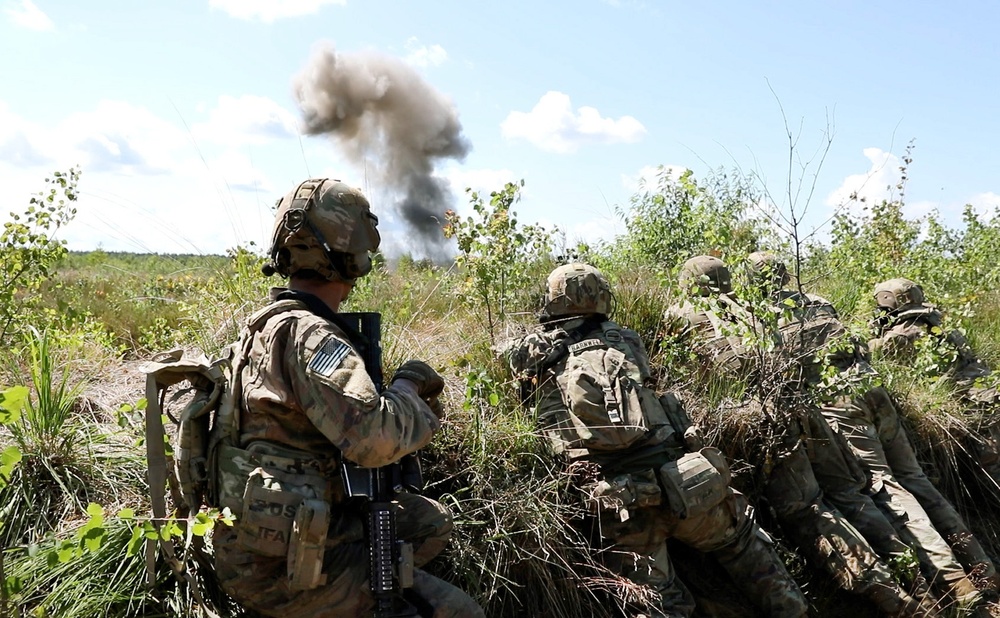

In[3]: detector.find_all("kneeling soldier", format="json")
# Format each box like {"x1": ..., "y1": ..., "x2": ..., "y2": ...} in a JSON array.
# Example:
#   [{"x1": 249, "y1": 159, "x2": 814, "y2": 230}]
[{"x1": 505, "y1": 263, "x2": 808, "y2": 617}]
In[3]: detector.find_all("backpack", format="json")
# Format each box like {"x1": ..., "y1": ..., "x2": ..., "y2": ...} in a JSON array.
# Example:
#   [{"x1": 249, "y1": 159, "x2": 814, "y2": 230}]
[
  {"x1": 138, "y1": 301, "x2": 294, "y2": 595},
  {"x1": 139, "y1": 346, "x2": 237, "y2": 602},
  {"x1": 550, "y1": 322, "x2": 671, "y2": 453}
]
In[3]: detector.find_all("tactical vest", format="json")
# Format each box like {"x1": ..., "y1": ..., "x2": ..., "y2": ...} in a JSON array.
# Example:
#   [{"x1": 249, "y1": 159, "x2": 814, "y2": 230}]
[{"x1": 669, "y1": 299, "x2": 750, "y2": 376}]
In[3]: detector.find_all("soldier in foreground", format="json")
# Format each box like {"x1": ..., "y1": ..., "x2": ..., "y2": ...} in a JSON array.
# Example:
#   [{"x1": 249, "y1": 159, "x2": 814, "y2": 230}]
[
  {"x1": 211, "y1": 178, "x2": 484, "y2": 617},
  {"x1": 666, "y1": 255, "x2": 937, "y2": 617},
  {"x1": 505, "y1": 262, "x2": 808, "y2": 617},
  {"x1": 869, "y1": 277, "x2": 1000, "y2": 494},
  {"x1": 744, "y1": 253, "x2": 996, "y2": 613}
]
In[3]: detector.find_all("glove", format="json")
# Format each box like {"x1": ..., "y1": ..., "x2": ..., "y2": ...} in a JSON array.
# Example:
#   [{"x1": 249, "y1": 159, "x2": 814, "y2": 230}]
[
  {"x1": 424, "y1": 395, "x2": 445, "y2": 419},
  {"x1": 392, "y1": 360, "x2": 444, "y2": 399}
]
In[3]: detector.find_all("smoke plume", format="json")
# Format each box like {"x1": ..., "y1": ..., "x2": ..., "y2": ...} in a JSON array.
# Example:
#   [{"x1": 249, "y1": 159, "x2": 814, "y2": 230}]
[{"x1": 292, "y1": 43, "x2": 471, "y2": 259}]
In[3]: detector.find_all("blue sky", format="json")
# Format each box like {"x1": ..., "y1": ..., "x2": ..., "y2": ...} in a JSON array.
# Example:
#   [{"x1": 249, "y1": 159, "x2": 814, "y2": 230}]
[{"x1": 1, "y1": 0, "x2": 997, "y2": 256}]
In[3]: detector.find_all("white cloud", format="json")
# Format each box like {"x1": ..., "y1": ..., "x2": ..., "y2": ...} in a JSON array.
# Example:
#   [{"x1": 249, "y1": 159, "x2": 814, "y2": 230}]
[
  {"x1": 566, "y1": 216, "x2": 623, "y2": 246},
  {"x1": 501, "y1": 91, "x2": 646, "y2": 153},
  {"x1": 404, "y1": 37, "x2": 448, "y2": 68},
  {"x1": 0, "y1": 99, "x2": 284, "y2": 254},
  {"x1": 445, "y1": 167, "x2": 517, "y2": 197},
  {"x1": 61, "y1": 101, "x2": 191, "y2": 174},
  {"x1": 201, "y1": 150, "x2": 273, "y2": 193},
  {"x1": 193, "y1": 95, "x2": 299, "y2": 145},
  {"x1": 208, "y1": 0, "x2": 345, "y2": 22},
  {"x1": 825, "y1": 147, "x2": 902, "y2": 209},
  {"x1": 967, "y1": 192, "x2": 1000, "y2": 217},
  {"x1": 4, "y1": 0, "x2": 53, "y2": 31},
  {"x1": 621, "y1": 163, "x2": 689, "y2": 193}
]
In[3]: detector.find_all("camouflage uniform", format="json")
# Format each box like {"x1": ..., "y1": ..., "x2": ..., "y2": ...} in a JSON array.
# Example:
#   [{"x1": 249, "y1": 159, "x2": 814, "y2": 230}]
[
  {"x1": 213, "y1": 291, "x2": 484, "y2": 617},
  {"x1": 506, "y1": 263, "x2": 808, "y2": 618},
  {"x1": 212, "y1": 178, "x2": 484, "y2": 617},
  {"x1": 667, "y1": 259, "x2": 934, "y2": 617},
  {"x1": 869, "y1": 278, "x2": 1000, "y2": 496},
  {"x1": 770, "y1": 287, "x2": 992, "y2": 606}
]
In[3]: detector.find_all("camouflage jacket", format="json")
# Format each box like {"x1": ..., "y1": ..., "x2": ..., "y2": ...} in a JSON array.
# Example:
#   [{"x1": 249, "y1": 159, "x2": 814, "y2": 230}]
[
  {"x1": 664, "y1": 294, "x2": 761, "y2": 378},
  {"x1": 768, "y1": 291, "x2": 867, "y2": 387},
  {"x1": 237, "y1": 289, "x2": 439, "y2": 468},
  {"x1": 869, "y1": 304, "x2": 991, "y2": 392}
]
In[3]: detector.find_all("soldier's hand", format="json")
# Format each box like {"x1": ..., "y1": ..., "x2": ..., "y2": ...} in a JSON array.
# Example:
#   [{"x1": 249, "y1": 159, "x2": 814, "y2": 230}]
[
  {"x1": 392, "y1": 360, "x2": 445, "y2": 399},
  {"x1": 424, "y1": 395, "x2": 445, "y2": 419}
]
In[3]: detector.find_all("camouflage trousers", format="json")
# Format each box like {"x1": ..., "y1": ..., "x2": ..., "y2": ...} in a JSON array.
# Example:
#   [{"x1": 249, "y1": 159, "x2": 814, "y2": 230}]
[
  {"x1": 215, "y1": 491, "x2": 485, "y2": 617},
  {"x1": 820, "y1": 387, "x2": 993, "y2": 603},
  {"x1": 764, "y1": 413, "x2": 933, "y2": 616},
  {"x1": 597, "y1": 485, "x2": 808, "y2": 618},
  {"x1": 799, "y1": 408, "x2": 918, "y2": 566}
]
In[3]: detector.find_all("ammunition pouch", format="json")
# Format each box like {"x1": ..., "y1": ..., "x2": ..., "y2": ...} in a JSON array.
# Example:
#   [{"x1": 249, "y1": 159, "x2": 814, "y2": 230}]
[
  {"x1": 588, "y1": 468, "x2": 662, "y2": 520},
  {"x1": 214, "y1": 441, "x2": 339, "y2": 514},
  {"x1": 237, "y1": 467, "x2": 330, "y2": 558},
  {"x1": 658, "y1": 447, "x2": 731, "y2": 519},
  {"x1": 288, "y1": 499, "x2": 332, "y2": 591},
  {"x1": 216, "y1": 441, "x2": 338, "y2": 591}
]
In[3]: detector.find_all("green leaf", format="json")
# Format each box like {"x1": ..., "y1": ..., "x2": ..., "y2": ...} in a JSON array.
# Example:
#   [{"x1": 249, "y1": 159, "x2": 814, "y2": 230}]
[
  {"x1": 0, "y1": 385, "x2": 28, "y2": 424},
  {"x1": 81, "y1": 526, "x2": 106, "y2": 552},
  {"x1": 117, "y1": 507, "x2": 135, "y2": 520},
  {"x1": 192, "y1": 520, "x2": 212, "y2": 536},
  {"x1": 86, "y1": 502, "x2": 104, "y2": 519},
  {"x1": 127, "y1": 525, "x2": 145, "y2": 556},
  {"x1": 488, "y1": 392, "x2": 500, "y2": 406}
]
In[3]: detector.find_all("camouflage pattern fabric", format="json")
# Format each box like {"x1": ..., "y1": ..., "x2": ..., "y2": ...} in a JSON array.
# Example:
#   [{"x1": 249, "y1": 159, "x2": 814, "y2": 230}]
[
  {"x1": 216, "y1": 291, "x2": 483, "y2": 616},
  {"x1": 239, "y1": 298, "x2": 439, "y2": 466},
  {"x1": 869, "y1": 304, "x2": 991, "y2": 392},
  {"x1": 765, "y1": 290, "x2": 991, "y2": 605},
  {"x1": 507, "y1": 319, "x2": 808, "y2": 618},
  {"x1": 215, "y1": 491, "x2": 482, "y2": 617},
  {"x1": 674, "y1": 302, "x2": 936, "y2": 616},
  {"x1": 266, "y1": 178, "x2": 382, "y2": 283},
  {"x1": 869, "y1": 305, "x2": 1000, "y2": 497},
  {"x1": 663, "y1": 298, "x2": 756, "y2": 378},
  {"x1": 597, "y1": 488, "x2": 807, "y2": 618},
  {"x1": 818, "y1": 389, "x2": 993, "y2": 604},
  {"x1": 542, "y1": 262, "x2": 613, "y2": 318}
]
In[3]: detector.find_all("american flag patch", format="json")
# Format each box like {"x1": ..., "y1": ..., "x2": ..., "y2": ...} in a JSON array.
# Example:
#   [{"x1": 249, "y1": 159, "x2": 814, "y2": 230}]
[{"x1": 308, "y1": 337, "x2": 351, "y2": 377}]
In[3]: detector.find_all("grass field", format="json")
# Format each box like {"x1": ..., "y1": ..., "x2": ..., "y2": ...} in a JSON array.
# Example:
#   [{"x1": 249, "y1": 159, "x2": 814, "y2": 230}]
[{"x1": 3, "y1": 169, "x2": 1000, "y2": 617}]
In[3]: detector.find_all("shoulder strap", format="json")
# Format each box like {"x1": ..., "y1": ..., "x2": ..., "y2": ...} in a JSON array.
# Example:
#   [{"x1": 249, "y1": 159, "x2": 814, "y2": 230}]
[
  {"x1": 533, "y1": 316, "x2": 605, "y2": 377},
  {"x1": 140, "y1": 351, "x2": 223, "y2": 615}
]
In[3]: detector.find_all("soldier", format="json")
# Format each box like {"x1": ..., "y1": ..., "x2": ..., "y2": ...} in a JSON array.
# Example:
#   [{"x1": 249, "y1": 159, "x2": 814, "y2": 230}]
[
  {"x1": 869, "y1": 277, "x2": 1000, "y2": 493},
  {"x1": 667, "y1": 255, "x2": 937, "y2": 617},
  {"x1": 505, "y1": 262, "x2": 809, "y2": 617},
  {"x1": 744, "y1": 253, "x2": 996, "y2": 612},
  {"x1": 211, "y1": 178, "x2": 484, "y2": 617}
]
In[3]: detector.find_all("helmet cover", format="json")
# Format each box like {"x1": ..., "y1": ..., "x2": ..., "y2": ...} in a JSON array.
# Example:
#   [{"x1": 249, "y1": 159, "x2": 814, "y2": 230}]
[
  {"x1": 680, "y1": 255, "x2": 733, "y2": 296},
  {"x1": 747, "y1": 251, "x2": 790, "y2": 293},
  {"x1": 873, "y1": 278, "x2": 925, "y2": 311},
  {"x1": 542, "y1": 263, "x2": 613, "y2": 318},
  {"x1": 266, "y1": 178, "x2": 381, "y2": 283}
]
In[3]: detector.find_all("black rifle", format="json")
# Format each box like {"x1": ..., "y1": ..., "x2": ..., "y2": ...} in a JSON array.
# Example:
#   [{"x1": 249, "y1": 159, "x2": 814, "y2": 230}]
[{"x1": 339, "y1": 312, "x2": 424, "y2": 618}]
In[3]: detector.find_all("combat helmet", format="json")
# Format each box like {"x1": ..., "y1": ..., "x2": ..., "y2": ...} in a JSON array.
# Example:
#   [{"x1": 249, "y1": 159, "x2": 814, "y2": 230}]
[
  {"x1": 262, "y1": 178, "x2": 381, "y2": 283},
  {"x1": 746, "y1": 251, "x2": 790, "y2": 294},
  {"x1": 679, "y1": 255, "x2": 732, "y2": 297},
  {"x1": 542, "y1": 263, "x2": 613, "y2": 319},
  {"x1": 873, "y1": 278, "x2": 925, "y2": 312}
]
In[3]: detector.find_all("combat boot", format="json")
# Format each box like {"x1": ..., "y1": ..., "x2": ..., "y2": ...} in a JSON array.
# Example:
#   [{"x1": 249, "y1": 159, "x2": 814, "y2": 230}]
[{"x1": 866, "y1": 582, "x2": 941, "y2": 618}]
